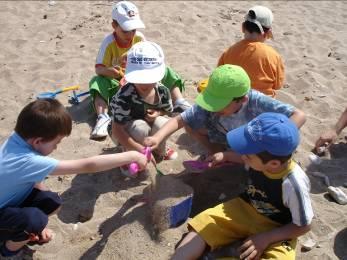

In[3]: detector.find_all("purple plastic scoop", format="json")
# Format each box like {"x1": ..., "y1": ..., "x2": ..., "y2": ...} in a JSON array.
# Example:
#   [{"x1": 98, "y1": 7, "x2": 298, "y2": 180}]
[
  {"x1": 183, "y1": 160, "x2": 235, "y2": 173},
  {"x1": 183, "y1": 160, "x2": 210, "y2": 173}
]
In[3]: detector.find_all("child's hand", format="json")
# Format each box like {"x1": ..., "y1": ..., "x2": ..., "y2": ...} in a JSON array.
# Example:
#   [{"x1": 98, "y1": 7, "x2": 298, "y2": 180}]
[
  {"x1": 113, "y1": 65, "x2": 125, "y2": 78},
  {"x1": 205, "y1": 152, "x2": 226, "y2": 167},
  {"x1": 145, "y1": 109, "x2": 161, "y2": 123},
  {"x1": 238, "y1": 234, "x2": 269, "y2": 260},
  {"x1": 144, "y1": 136, "x2": 160, "y2": 150},
  {"x1": 315, "y1": 129, "x2": 337, "y2": 149},
  {"x1": 133, "y1": 151, "x2": 148, "y2": 171}
]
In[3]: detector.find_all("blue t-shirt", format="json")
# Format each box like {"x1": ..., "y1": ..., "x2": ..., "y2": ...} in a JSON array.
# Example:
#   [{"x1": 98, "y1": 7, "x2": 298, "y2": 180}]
[
  {"x1": 0, "y1": 132, "x2": 58, "y2": 208},
  {"x1": 181, "y1": 90, "x2": 295, "y2": 144}
]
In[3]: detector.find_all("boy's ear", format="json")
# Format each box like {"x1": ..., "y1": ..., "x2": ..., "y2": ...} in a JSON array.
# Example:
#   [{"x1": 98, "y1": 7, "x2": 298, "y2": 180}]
[
  {"x1": 241, "y1": 95, "x2": 249, "y2": 103},
  {"x1": 27, "y1": 137, "x2": 44, "y2": 149},
  {"x1": 112, "y1": 21, "x2": 117, "y2": 30},
  {"x1": 265, "y1": 159, "x2": 281, "y2": 169}
]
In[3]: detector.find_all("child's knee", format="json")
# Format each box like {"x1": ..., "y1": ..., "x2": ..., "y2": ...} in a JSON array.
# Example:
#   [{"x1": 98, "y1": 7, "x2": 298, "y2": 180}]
[
  {"x1": 128, "y1": 120, "x2": 151, "y2": 140},
  {"x1": 21, "y1": 207, "x2": 49, "y2": 235}
]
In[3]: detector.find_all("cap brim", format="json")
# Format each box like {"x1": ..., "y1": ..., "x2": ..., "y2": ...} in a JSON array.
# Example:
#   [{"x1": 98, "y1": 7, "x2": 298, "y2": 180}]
[
  {"x1": 227, "y1": 126, "x2": 263, "y2": 155},
  {"x1": 195, "y1": 90, "x2": 231, "y2": 112},
  {"x1": 125, "y1": 65, "x2": 165, "y2": 84},
  {"x1": 121, "y1": 20, "x2": 145, "y2": 31}
]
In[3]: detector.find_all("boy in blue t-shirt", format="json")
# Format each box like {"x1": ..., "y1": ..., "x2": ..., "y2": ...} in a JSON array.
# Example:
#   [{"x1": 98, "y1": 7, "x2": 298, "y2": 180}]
[{"x1": 0, "y1": 99, "x2": 148, "y2": 258}]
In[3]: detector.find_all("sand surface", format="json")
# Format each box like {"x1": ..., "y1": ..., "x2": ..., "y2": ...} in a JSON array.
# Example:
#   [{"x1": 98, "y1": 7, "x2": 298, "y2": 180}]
[{"x1": 0, "y1": 1, "x2": 346, "y2": 259}]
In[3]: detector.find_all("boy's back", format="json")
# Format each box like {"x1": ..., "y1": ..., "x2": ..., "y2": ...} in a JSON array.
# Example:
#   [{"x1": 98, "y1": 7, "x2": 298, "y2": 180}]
[
  {"x1": 218, "y1": 39, "x2": 284, "y2": 97},
  {"x1": 0, "y1": 133, "x2": 58, "y2": 208}
]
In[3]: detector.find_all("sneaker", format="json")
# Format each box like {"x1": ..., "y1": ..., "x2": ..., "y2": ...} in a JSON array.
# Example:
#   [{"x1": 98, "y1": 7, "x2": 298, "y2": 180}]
[
  {"x1": 173, "y1": 99, "x2": 191, "y2": 113},
  {"x1": 119, "y1": 165, "x2": 138, "y2": 178},
  {"x1": 91, "y1": 113, "x2": 110, "y2": 139},
  {"x1": 163, "y1": 148, "x2": 178, "y2": 160}
]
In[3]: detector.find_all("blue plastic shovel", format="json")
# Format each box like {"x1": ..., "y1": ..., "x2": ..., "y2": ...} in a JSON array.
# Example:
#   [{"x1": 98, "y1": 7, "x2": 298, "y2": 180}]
[{"x1": 37, "y1": 85, "x2": 80, "y2": 99}]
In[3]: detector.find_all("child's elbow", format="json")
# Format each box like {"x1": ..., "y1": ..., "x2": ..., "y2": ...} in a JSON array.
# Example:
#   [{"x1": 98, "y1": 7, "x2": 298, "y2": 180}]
[
  {"x1": 292, "y1": 109, "x2": 306, "y2": 128},
  {"x1": 300, "y1": 223, "x2": 312, "y2": 235}
]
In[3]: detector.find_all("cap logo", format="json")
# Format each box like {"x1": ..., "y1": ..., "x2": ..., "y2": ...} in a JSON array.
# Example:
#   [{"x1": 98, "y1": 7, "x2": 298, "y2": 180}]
[
  {"x1": 129, "y1": 57, "x2": 160, "y2": 65},
  {"x1": 127, "y1": 10, "x2": 135, "y2": 17},
  {"x1": 247, "y1": 119, "x2": 262, "y2": 141}
]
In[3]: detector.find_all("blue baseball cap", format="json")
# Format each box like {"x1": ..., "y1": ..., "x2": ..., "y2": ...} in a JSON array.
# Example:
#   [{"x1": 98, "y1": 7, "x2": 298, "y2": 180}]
[{"x1": 227, "y1": 112, "x2": 299, "y2": 156}]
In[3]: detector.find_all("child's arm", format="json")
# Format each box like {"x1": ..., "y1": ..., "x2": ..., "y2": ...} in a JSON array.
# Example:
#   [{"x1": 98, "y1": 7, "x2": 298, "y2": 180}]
[
  {"x1": 50, "y1": 150, "x2": 147, "y2": 176},
  {"x1": 205, "y1": 151, "x2": 243, "y2": 165},
  {"x1": 144, "y1": 115, "x2": 184, "y2": 150},
  {"x1": 112, "y1": 121, "x2": 144, "y2": 152},
  {"x1": 289, "y1": 108, "x2": 306, "y2": 129},
  {"x1": 315, "y1": 107, "x2": 347, "y2": 148},
  {"x1": 239, "y1": 223, "x2": 311, "y2": 260},
  {"x1": 95, "y1": 66, "x2": 123, "y2": 79}
]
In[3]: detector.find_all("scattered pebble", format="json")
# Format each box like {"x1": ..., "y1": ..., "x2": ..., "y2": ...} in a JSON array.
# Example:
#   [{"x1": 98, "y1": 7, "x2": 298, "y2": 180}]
[
  {"x1": 301, "y1": 238, "x2": 316, "y2": 251},
  {"x1": 80, "y1": 44, "x2": 85, "y2": 48},
  {"x1": 39, "y1": 40, "x2": 46, "y2": 43},
  {"x1": 48, "y1": 0, "x2": 55, "y2": 6},
  {"x1": 327, "y1": 186, "x2": 347, "y2": 205},
  {"x1": 218, "y1": 193, "x2": 226, "y2": 200},
  {"x1": 89, "y1": 236, "x2": 96, "y2": 240},
  {"x1": 73, "y1": 223, "x2": 79, "y2": 231},
  {"x1": 343, "y1": 182, "x2": 347, "y2": 188},
  {"x1": 308, "y1": 153, "x2": 321, "y2": 165},
  {"x1": 43, "y1": 14, "x2": 47, "y2": 19}
]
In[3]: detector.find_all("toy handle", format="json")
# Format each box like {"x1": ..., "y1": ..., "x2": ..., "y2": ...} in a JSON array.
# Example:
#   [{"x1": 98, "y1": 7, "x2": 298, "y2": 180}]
[
  {"x1": 128, "y1": 147, "x2": 152, "y2": 175},
  {"x1": 58, "y1": 85, "x2": 80, "y2": 94}
]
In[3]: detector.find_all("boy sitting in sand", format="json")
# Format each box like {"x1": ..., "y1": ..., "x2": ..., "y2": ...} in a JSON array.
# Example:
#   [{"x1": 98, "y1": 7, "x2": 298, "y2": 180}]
[
  {"x1": 110, "y1": 41, "x2": 177, "y2": 177},
  {"x1": 315, "y1": 106, "x2": 347, "y2": 150},
  {"x1": 0, "y1": 99, "x2": 147, "y2": 258},
  {"x1": 89, "y1": 1, "x2": 190, "y2": 140},
  {"x1": 173, "y1": 112, "x2": 313, "y2": 260},
  {"x1": 145, "y1": 64, "x2": 305, "y2": 162},
  {"x1": 217, "y1": 5, "x2": 284, "y2": 97}
]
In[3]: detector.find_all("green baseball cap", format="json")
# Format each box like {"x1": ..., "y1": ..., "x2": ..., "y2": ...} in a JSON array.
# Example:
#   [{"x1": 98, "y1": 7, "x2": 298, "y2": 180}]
[{"x1": 195, "y1": 65, "x2": 251, "y2": 112}]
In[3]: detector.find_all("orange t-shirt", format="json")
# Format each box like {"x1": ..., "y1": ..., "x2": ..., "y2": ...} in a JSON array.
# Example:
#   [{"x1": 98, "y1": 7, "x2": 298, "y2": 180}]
[{"x1": 218, "y1": 40, "x2": 284, "y2": 97}]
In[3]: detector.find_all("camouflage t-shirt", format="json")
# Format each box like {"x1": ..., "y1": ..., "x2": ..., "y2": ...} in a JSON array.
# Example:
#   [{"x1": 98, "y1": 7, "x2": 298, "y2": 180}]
[{"x1": 110, "y1": 83, "x2": 173, "y2": 124}]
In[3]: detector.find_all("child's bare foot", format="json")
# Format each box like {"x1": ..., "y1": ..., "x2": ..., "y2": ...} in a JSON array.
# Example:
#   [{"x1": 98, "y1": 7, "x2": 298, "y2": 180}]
[{"x1": 28, "y1": 228, "x2": 54, "y2": 246}]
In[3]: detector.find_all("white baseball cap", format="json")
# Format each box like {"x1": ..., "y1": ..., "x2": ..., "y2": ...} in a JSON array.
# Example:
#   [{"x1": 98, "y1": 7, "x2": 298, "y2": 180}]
[
  {"x1": 245, "y1": 6, "x2": 273, "y2": 36},
  {"x1": 125, "y1": 41, "x2": 166, "y2": 84},
  {"x1": 112, "y1": 1, "x2": 145, "y2": 31}
]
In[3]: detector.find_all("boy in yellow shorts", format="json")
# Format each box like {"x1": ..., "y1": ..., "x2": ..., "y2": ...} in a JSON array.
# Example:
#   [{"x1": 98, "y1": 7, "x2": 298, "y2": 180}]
[
  {"x1": 217, "y1": 6, "x2": 284, "y2": 97},
  {"x1": 89, "y1": 1, "x2": 190, "y2": 140},
  {"x1": 173, "y1": 113, "x2": 313, "y2": 260}
]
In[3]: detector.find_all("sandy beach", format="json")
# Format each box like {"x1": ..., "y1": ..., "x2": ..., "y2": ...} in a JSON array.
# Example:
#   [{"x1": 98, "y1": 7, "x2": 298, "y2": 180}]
[{"x1": 0, "y1": 1, "x2": 346, "y2": 259}]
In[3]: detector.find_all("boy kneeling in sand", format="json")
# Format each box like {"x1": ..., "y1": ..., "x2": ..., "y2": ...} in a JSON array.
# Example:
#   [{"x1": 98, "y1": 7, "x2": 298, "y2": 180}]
[
  {"x1": 110, "y1": 41, "x2": 178, "y2": 177},
  {"x1": 145, "y1": 64, "x2": 305, "y2": 163},
  {"x1": 0, "y1": 99, "x2": 147, "y2": 258},
  {"x1": 173, "y1": 113, "x2": 313, "y2": 260}
]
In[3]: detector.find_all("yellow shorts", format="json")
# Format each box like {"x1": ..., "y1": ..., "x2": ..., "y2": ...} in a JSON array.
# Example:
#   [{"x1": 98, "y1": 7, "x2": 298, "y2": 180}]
[{"x1": 188, "y1": 197, "x2": 296, "y2": 259}]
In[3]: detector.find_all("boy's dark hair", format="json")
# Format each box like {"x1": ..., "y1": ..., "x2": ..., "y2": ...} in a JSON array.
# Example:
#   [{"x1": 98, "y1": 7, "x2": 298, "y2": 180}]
[
  {"x1": 15, "y1": 99, "x2": 72, "y2": 141},
  {"x1": 233, "y1": 95, "x2": 247, "y2": 103},
  {"x1": 243, "y1": 10, "x2": 270, "y2": 35},
  {"x1": 256, "y1": 151, "x2": 292, "y2": 164}
]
